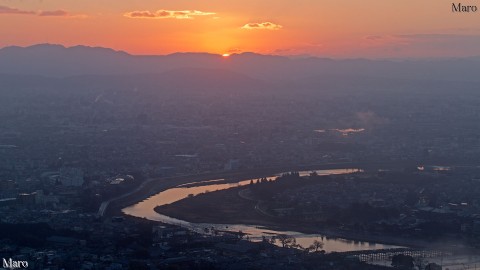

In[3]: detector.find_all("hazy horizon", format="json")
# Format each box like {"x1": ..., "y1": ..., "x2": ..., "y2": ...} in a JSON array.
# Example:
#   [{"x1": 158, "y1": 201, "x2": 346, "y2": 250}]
[
  {"x1": 4, "y1": 42, "x2": 480, "y2": 60},
  {"x1": 2, "y1": 2, "x2": 480, "y2": 269},
  {"x1": 1, "y1": 1, "x2": 480, "y2": 58}
]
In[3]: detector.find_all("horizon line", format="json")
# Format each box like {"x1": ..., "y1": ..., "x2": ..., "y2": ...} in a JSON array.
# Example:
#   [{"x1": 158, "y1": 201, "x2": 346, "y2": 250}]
[{"x1": 1, "y1": 43, "x2": 479, "y2": 61}]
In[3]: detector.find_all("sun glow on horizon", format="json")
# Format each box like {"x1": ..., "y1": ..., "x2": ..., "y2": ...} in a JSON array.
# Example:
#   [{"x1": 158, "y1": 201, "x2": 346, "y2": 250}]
[{"x1": 0, "y1": 1, "x2": 479, "y2": 58}]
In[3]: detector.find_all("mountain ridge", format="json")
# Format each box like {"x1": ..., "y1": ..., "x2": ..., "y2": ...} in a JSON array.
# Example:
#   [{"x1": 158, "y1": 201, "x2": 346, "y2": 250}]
[{"x1": 1, "y1": 43, "x2": 480, "y2": 82}]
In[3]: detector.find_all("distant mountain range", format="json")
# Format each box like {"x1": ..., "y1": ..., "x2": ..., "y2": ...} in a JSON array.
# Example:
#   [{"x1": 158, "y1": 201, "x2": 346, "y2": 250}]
[{"x1": 1, "y1": 44, "x2": 480, "y2": 83}]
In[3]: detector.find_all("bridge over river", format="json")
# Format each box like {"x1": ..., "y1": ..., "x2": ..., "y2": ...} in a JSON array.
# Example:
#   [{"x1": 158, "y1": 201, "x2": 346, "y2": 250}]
[{"x1": 340, "y1": 248, "x2": 450, "y2": 262}]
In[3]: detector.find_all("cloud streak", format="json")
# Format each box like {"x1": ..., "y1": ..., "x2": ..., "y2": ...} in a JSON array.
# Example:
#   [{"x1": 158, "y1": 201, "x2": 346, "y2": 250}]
[
  {"x1": 0, "y1": 5, "x2": 85, "y2": 18},
  {"x1": 241, "y1": 22, "x2": 282, "y2": 30},
  {"x1": 0, "y1": 5, "x2": 35, "y2": 15},
  {"x1": 39, "y1": 10, "x2": 69, "y2": 17},
  {"x1": 124, "y1": 9, "x2": 215, "y2": 19},
  {"x1": 356, "y1": 33, "x2": 480, "y2": 58}
]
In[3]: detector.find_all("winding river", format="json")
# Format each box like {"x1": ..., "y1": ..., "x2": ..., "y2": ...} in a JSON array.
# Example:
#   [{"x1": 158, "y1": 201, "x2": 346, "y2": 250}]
[{"x1": 122, "y1": 168, "x2": 401, "y2": 252}]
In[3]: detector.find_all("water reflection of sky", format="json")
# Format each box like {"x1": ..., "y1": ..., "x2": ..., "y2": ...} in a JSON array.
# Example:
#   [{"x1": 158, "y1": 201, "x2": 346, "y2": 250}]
[
  {"x1": 123, "y1": 168, "x2": 400, "y2": 252},
  {"x1": 314, "y1": 128, "x2": 366, "y2": 136}
]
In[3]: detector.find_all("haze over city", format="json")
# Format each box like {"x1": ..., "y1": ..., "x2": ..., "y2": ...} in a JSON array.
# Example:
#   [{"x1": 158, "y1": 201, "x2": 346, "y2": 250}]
[{"x1": 2, "y1": 1, "x2": 480, "y2": 270}]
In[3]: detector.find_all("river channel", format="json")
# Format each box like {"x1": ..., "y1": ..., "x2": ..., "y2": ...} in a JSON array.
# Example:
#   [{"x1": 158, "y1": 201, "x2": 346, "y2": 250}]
[{"x1": 123, "y1": 168, "x2": 402, "y2": 252}]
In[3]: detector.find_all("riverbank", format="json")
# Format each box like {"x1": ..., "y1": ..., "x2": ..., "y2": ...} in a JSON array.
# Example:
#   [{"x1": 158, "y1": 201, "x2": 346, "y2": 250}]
[
  {"x1": 108, "y1": 168, "x2": 283, "y2": 216},
  {"x1": 155, "y1": 187, "x2": 278, "y2": 227},
  {"x1": 110, "y1": 161, "x2": 382, "y2": 216},
  {"x1": 154, "y1": 186, "x2": 459, "y2": 250}
]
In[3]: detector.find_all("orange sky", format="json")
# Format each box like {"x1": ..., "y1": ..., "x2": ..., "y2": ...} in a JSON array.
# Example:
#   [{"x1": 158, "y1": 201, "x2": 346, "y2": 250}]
[{"x1": 1, "y1": 0, "x2": 480, "y2": 58}]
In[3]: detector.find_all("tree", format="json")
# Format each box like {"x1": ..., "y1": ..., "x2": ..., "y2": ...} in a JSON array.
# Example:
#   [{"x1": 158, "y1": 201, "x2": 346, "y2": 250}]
[
  {"x1": 270, "y1": 236, "x2": 276, "y2": 244},
  {"x1": 308, "y1": 239, "x2": 324, "y2": 252},
  {"x1": 414, "y1": 257, "x2": 425, "y2": 270},
  {"x1": 391, "y1": 254, "x2": 414, "y2": 269},
  {"x1": 276, "y1": 234, "x2": 296, "y2": 248}
]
